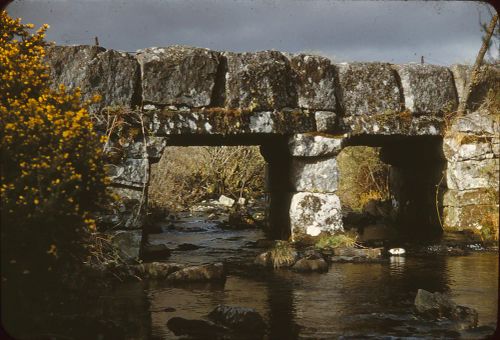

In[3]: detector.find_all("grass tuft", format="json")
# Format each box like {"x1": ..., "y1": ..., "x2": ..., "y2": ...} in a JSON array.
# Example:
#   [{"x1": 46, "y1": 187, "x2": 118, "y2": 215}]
[
  {"x1": 314, "y1": 232, "x2": 361, "y2": 250},
  {"x1": 269, "y1": 241, "x2": 296, "y2": 269}
]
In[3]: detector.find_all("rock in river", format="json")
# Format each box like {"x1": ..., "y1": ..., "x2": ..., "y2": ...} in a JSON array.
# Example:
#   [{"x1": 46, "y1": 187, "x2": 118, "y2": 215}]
[
  {"x1": 208, "y1": 305, "x2": 266, "y2": 334},
  {"x1": 133, "y1": 262, "x2": 184, "y2": 279},
  {"x1": 141, "y1": 243, "x2": 171, "y2": 262},
  {"x1": 292, "y1": 257, "x2": 328, "y2": 273},
  {"x1": 166, "y1": 262, "x2": 226, "y2": 282},
  {"x1": 414, "y1": 289, "x2": 478, "y2": 329},
  {"x1": 167, "y1": 317, "x2": 225, "y2": 338}
]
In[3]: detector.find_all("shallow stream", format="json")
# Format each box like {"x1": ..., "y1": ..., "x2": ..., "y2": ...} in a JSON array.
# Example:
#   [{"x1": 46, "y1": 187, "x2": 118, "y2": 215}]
[{"x1": 101, "y1": 210, "x2": 500, "y2": 339}]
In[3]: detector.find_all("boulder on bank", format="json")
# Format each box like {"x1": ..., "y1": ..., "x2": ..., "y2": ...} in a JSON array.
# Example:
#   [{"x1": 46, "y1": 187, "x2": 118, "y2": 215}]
[
  {"x1": 166, "y1": 262, "x2": 226, "y2": 282},
  {"x1": 109, "y1": 230, "x2": 142, "y2": 263},
  {"x1": 219, "y1": 195, "x2": 235, "y2": 207},
  {"x1": 208, "y1": 305, "x2": 266, "y2": 334},
  {"x1": 414, "y1": 289, "x2": 478, "y2": 329}
]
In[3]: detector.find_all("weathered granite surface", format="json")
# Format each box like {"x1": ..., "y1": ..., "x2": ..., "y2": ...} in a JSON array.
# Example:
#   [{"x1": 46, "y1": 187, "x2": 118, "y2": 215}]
[
  {"x1": 314, "y1": 111, "x2": 338, "y2": 132},
  {"x1": 290, "y1": 54, "x2": 338, "y2": 111},
  {"x1": 136, "y1": 46, "x2": 220, "y2": 107},
  {"x1": 145, "y1": 108, "x2": 315, "y2": 136},
  {"x1": 290, "y1": 192, "x2": 343, "y2": 239},
  {"x1": 291, "y1": 157, "x2": 339, "y2": 193},
  {"x1": 337, "y1": 62, "x2": 402, "y2": 117},
  {"x1": 288, "y1": 133, "x2": 344, "y2": 157},
  {"x1": 106, "y1": 158, "x2": 149, "y2": 188},
  {"x1": 396, "y1": 64, "x2": 457, "y2": 115},
  {"x1": 101, "y1": 186, "x2": 144, "y2": 230},
  {"x1": 45, "y1": 45, "x2": 140, "y2": 112},
  {"x1": 224, "y1": 51, "x2": 297, "y2": 110},
  {"x1": 443, "y1": 109, "x2": 499, "y2": 235}
]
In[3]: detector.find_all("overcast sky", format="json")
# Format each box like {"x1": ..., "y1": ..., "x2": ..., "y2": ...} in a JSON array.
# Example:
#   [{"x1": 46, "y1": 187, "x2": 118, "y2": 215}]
[{"x1": 6, "y1": 0, "x2": 499, "y2": 65}]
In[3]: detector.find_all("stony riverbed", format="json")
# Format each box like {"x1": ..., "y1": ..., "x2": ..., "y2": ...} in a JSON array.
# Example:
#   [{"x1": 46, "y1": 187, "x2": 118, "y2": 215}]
[{"x1": 108, "y1": 207, "x2": 498, "y2": 339}]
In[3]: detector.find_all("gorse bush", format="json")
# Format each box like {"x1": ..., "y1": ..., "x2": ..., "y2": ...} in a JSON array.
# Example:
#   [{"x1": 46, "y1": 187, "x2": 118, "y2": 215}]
[{"x1": 0, "y1": 11, "x2": 107, "y2": 282}]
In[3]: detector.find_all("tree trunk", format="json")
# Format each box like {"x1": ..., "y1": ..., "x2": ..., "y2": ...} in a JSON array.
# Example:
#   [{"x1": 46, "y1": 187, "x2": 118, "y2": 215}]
[{"x1": 457, "y1": 14, "x2": 498, "y2": 116}]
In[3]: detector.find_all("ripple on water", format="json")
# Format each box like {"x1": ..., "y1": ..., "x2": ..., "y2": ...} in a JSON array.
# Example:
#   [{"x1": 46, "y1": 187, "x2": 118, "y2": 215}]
[{"x1": 144, "y1": 216, "x2": 498, "y2": 339}]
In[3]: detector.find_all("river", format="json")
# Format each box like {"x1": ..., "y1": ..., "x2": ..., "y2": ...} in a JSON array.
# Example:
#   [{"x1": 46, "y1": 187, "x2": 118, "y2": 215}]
[{"x1": 96, "y1": 209, "x2": 499, "y2": 339}]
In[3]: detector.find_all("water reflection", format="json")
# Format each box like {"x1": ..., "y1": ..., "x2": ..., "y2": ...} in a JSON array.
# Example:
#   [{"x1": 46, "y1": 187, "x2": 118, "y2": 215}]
[
  {"x1": 389, "y1": 255, "x2": 405, "y2": 277},
  {"x1": 266, "y1": 272, "x2": 300, "y2": 339},
  {"x1": 139, "y1": 253, "x2": 498, "y2": 339},
  {"x1": 140, "y1": 214, "x2": 498, "y2": 338}
]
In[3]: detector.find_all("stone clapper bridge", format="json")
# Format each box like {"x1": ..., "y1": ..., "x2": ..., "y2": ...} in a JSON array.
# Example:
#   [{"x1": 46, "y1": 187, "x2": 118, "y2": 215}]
[{"x1": 46, "y1": 45, "x2": 499, "y2": 261}]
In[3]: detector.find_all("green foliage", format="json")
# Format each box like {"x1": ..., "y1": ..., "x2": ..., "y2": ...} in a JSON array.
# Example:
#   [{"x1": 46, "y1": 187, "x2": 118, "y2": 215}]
[
  {"x1": 315, "y1": 232, "x2": 359, "y2": 250},
  {"x1": 0, "y1": 12, "x2": 108, "y2": 282}
]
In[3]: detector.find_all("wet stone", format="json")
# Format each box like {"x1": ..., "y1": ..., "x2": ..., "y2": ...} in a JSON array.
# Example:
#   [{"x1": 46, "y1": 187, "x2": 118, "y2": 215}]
[
  {"x1": 332, "y1": 247, "x2": 383, "y2": 258},
  {"x1": 414, "y1": 289, "x2": 478, "y2": 329},
  {"x1": 166, "y1": 262, "x2": 226, "y2": 282},
  {"x1": 208, "y1": 305, "x2": 266, "y2": 333},
  {"x1": 133, "y1": 262, "x2": 184, "y2": 279},
  {"x1": 108, "y1": 230, "x2": 142, "y2": 263},
  {"x1": 292, "y1": 257, "x2": 328, "y2": 272},
  {"x1": 254, "y1": 251, "x2": 271, "y2": 267},
  {"x1": 167, "y1": 317, "x2": 225, "y2": 338},
  {"x1": 141, "y1": 244, "x2": 171, "y2": 262}
]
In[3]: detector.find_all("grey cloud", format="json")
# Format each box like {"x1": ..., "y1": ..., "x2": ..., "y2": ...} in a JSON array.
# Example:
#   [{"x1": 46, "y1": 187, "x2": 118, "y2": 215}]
[{"x1": 7, "y1": 0, "x2": 498, "y2": 65}]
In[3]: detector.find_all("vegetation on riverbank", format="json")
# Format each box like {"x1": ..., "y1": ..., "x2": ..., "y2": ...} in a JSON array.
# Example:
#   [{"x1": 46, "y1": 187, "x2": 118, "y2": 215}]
[
  {"x1": 0, "y1": 11, "x2": 112, "y2": 336},
  {"x1": 337, "y1": 146, "x2": 390, "y2": 213},
  {"x1": 148, "y1": 145, "x2": 266, "y2": 212}
]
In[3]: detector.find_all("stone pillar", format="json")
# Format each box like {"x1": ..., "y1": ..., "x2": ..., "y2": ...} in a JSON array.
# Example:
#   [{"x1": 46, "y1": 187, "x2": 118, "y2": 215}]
[
  {"x1": 287, "y1": 133, "x2": 345, "y2": 241},
  {"x1": 442, "y1": 111, "x2": 499, "y2": 241}
]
